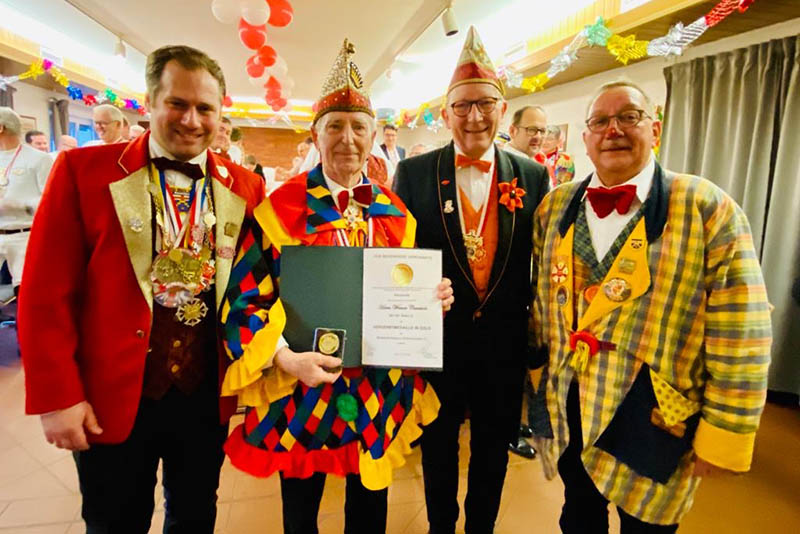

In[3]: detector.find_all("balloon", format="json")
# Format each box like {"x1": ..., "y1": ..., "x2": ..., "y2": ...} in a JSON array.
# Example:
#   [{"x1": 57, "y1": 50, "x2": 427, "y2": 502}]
[
  {"x1": 223, "y1": 95, "x2": 233, "y2": 107},
  {"x1": 246, "y1": 56, "x2": 265, "y2": 78},
  {"x1": 240, "y1": 0, "x2": 271, "y2": 26},
  {"x1": 257, "y1": 45, "x2": 277, "y2": 67},
  {"x1": 265, "y1": 75, "x2": 282, "y2": 92},
  {"x1": 238, "y1": 19, "x2": 267, "y2": 50},
  {"x1": 267, "y1": 0, "x2": 293, "y2": 27},
  {"x1": 281, "y1": 76, "x2": 295, "y2": 93},
  {"x1": 268, "y1": 55, "x2": 288, "y2": 81},
  {"x1": 211, "y1": 0, "x2": 239, "y2": 24},
  {"x1": 249, "y1": 74, "x2": 269, "y2": 87}
]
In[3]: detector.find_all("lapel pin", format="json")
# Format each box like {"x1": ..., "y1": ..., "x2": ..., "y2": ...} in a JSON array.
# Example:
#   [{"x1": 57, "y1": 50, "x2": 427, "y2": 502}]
[
  {"x1": 443, "y1": 200, "x2": 455, "y2": 214},
  {"x1": 603, "y1": 278, "x2": 632, "y2": 302},
  {"x1": 216, "y1": 246, "x2": 235, "y2": 259},
  {"x1": 441, "y1": 179, "x2": 451, "y2": 185},
  {"x1": 224, "y1": 222, "x2": 238, "y2": 237},
  {"x1": 618, "y1": 258, "x2": 636, "y2": 275},
  {"x1": 217, "y1": 165, "x2": 229, "y2": 178},
  {"x1": 129, "y1": 218, "x2": 144, "y2": 233}
]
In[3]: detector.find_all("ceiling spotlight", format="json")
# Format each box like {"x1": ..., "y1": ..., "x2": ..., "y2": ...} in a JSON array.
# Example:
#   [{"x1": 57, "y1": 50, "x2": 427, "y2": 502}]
[
  {"x1": 442, "y1": 6, "x2": 458, "y2": 37},
  {"x1": 114, "y1": 37, "x2": 126, "y2": 59}
]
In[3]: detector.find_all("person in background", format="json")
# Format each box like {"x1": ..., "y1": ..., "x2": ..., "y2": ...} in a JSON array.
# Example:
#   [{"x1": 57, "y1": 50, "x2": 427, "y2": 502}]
[
  {"x1": 0, "y1": 107, "x2": 53, "y2": 299},
  {"x1": 84, "y1": 104, "x2": 125, "y2": 146},
  {"x1": 394, "y1": 27, "x2": 549, "y2": 534},
  {"x1": 243, "y1": 154, "x2": 264, "y2": 178},
  {"x1": 529, "y1": 80, "x2": 771, "y2": 533},
  {"x1": 289, "y1": 137, "x2": 313, "y2": 176},
  {"x1": 129, "y1": 125, "x2": 146, "y2": 140},
  {"x1": 408, "y1": 143, "x2": 433, "y2": 158},
  {"x1": 380, "y1": 124, "x2": 405, "y2": 165},
  {"x1": 541, "y1": 125, "x2": 575, "y2": 187},
  {"x1": 19, "y1": 45, "x2": 265, "y2": 533},
  {"x1": 24, "y1": 130, "x2": 49, "y2": 152},
  {"x1": 228, "y1": 127, "x2": 244, "y2": 164},
  {"x1": 121, "y1": 116, "x2": 131, "y2": 141},
  {"x1": 211, "y1": 116, "x2": 233, "y2": 160},
  {"x1": 505, "y1": 105, "x2": 547, "y2": 161},
  {"x1": 48, "y1": 135, "x2": 78, "y2": 161}
]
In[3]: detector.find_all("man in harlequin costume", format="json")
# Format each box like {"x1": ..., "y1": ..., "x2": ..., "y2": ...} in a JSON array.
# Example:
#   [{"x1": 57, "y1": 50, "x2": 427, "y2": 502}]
[
  {"x1": 529, "y1": 81, "x2": 772, "y2": 532},
  {"x1": 19, "y1": 45, "x2": 265, "y2": 532},
  {"x1": 219, "y1": 39, "x2": 453, "y2": 534},
  {"x1": 394, "y1": 27, "x2": 549, "y2": 534}
]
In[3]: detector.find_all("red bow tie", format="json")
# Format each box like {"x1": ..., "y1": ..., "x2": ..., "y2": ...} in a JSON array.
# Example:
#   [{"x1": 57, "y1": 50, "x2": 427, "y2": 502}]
[
  {"x1": 151, "y1": 157, "x2": 205, "y2": 181},
  {"x1": 455, "y1": 154, "x2": 492, "y2": 174},
  {"x1": 336, "y1": 183, "x2": 372, "y2": 213},
  {"x1": 585, "y1": 184, "x2": 637, "y2": 218}
]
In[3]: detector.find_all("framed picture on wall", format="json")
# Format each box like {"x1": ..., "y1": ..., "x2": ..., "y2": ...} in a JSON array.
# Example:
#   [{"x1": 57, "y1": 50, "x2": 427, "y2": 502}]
[{"x1": 19, "y1": 115, "x2": 37, "y2": 135}]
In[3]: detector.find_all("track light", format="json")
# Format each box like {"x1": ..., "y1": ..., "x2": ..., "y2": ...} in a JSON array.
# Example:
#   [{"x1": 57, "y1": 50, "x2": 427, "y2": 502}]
[
  {"x1": 442, "y1": 6, "x2": 459, "y2": 37},
  {"x1": 114, "y1": 37, "x2": 126, "y2": 59}
]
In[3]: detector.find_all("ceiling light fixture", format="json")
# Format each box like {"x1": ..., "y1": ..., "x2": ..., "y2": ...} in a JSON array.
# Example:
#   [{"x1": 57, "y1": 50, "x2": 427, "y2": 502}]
[
  {"x1": 114, "y1": 37, "x2": 126, "y2": 59},
  {"x1": 442, "y1": 4, "x2": 458, "y2": 37}
]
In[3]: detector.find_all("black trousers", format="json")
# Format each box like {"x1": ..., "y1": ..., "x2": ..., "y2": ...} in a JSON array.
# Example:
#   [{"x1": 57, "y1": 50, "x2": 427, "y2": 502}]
[
  {"x1": 279, "y1": 472, "x2": 387, "y2": 534},
  {"x1": 558, "y1": 382, "x2": 679, "y2": 534},
  {"x1": 73, "y1": 384, "x2": 228, "y2": 534},
  {"x1": 420, "y1": 352, "x2": 525, "y2": 534}
]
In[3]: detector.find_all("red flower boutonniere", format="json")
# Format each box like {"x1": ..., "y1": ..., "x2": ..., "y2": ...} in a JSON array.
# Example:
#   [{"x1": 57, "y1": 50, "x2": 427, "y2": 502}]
[{"x1": 498, "y1": 178, "x2": 526, "y2": 212}]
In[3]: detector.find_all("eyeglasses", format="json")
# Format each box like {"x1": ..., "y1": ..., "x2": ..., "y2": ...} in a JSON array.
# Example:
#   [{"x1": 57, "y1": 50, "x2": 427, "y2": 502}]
[
  {"x1": 450, "y1": 98, "x2": 499, "y2": 117},
  {"x1": 585, "y1": 109, "x2": 650, "y2": 133},
  {"x1": 517, "y1": 125, "x2": 546, "y2": 136}
]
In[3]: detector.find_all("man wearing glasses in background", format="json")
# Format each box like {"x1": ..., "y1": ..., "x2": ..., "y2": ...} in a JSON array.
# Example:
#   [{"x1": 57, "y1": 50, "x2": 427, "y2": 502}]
[
  {"x1": 528, "y1": 80, "x2": 771, "y2": 533},
  {"x1": 394, "y1": 26, "x2": 549, "y2": 534},
  {"x1": 504, "y1": 105, "x2": 547, "y2": 162}
]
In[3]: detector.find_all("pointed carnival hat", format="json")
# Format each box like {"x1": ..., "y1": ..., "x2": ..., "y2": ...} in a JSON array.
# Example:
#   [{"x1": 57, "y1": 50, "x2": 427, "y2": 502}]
[
  {"x1": 448, "y1": 26, "x2": 505, "y2": 96},
  {"x1": 312, "y1": 39, "x2": 374, "y2": 125}
]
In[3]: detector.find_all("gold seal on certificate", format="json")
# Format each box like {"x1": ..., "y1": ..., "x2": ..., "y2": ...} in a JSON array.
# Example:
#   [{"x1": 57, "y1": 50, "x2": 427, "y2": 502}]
[
  {"x1": 317, "y1": 332, "x2": 340, "y2": 355},
  {"x1": 391, "y1": 263, "x2": 414, "y2": 286}
]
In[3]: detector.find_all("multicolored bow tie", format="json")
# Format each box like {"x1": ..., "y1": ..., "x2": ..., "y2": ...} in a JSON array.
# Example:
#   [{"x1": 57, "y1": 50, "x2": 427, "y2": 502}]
[
  {"x1": 455, "y1": 154, "x2": 492, "y2": 174},
  {"x1": 336, "y1": 183, "x2": 372, "y2": 213},
  {"x1": 585, "y1": 184, "x2": 637, "y2": 218},
  {"x1": 151, "y1": 157, "x2": 205, "y2": 181}
]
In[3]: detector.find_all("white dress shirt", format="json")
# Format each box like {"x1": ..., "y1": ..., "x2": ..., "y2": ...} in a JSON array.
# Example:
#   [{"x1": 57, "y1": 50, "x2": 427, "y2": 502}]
[
  {"x1": 148, "y1": 136, "x2": 207, "y2": 191},
  {"x1": 455, "y1": 144, "x2": 495, "y2": 210},
  {"x1": 0, "y1": 144, "x2": 53, "y2": 229},
  {"x1": 584, "y1": 157, "x2": 655, "y2": 262}
]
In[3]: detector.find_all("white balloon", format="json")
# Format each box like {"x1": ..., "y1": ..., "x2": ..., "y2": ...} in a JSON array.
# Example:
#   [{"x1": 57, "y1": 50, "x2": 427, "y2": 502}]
[
  {"x1": 268, "y1": 56, "x2": 288, "y2": 81},
  {"x1": 211, "y1": 0, "x2": 239, "y2": 24},
  {"x1": 240, "y1": 0, "x2": 270, "y2": 26},
  {"x1": 248, "y1": 73, "x2": 268, "y2": 87},
  {"x1": 282, "y1": 76, "x2": 295, "y2": 93}
]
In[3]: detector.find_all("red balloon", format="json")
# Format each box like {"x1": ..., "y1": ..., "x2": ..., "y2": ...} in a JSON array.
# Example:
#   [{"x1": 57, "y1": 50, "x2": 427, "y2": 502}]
[
  {"x1": 223, "y1": 95, "x2": 233, "y2": 107},
  {"x1": 265, "y1": 75, "x2": 281, "y2": 92},
  {"x1": 246, "y1": 56, "x2": 265, "y2": 78},
  {"x1": 238, "y1": 18, "x2": 267, "y2": 50},
  {"x1": 266, "y1": 88, "x2": 281, "y2": 101},
  {"x1": 267, "y1": 0, "x2": 293, "y2": 27},
  {"x1": 257, "y1": 45, "x2": 277, "y2": 67}
]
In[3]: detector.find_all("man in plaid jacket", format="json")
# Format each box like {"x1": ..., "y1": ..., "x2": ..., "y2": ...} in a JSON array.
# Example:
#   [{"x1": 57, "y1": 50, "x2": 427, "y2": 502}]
[{"x1": 529, "y1": 81, "x2": 771, "y2": 532}]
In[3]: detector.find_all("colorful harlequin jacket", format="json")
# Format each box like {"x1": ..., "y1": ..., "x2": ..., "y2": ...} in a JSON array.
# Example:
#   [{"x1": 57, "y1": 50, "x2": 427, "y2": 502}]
[
  {"x1": 529, "y1": 164, "x2": 771, "y2": 525},
  {"x1": 219, "y1": 164, "x2": 439, "y2": 490}
]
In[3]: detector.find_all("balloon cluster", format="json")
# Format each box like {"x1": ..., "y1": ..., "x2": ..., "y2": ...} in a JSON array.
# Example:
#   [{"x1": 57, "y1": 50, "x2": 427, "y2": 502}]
[{"x1": 211, "y1": 0, "x2": 295, "y2": 112}]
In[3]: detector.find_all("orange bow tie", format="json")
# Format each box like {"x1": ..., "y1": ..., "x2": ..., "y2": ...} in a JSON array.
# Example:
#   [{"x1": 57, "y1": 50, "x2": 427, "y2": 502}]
[{"x1": 455, "y1": 154, "x2": 492, "y2": 174}]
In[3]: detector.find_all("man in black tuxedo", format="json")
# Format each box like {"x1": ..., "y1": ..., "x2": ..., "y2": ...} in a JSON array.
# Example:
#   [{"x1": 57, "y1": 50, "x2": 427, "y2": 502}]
[{"x1": 394, "y1": 26, "x2": 549, "y2": 534}]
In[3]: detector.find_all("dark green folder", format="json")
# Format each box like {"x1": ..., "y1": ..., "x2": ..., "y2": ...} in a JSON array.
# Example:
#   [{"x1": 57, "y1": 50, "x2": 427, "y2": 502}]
[{"x1": 280, "y1": 246, "x2": 364, "y2": 367}]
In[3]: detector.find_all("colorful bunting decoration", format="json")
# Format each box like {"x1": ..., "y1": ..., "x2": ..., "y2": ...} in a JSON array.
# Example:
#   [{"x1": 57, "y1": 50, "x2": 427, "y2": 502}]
[
  {"x1": 606, "y1": 34, "x2": 649, "y2": 65},
  {"x1": 585, "y1": 17, "x2": 613, "y2": 47}
]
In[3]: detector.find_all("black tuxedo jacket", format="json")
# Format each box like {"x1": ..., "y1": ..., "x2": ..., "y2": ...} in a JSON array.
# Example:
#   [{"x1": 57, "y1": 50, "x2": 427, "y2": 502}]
[{"x1": 395, "y1": 142, "x2": 549, "y2": 375}]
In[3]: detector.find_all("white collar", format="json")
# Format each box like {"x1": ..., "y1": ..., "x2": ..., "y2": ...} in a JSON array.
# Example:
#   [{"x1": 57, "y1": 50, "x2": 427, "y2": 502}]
[
  {"x1": 454, "y1": 143, "x2": 495, "y2": 175},
  {"x1": 322, "y1": 169, "x2": 367, "y2": 199},
  {"x1": 587, "y1": 157, "x2": 655, "y2": 204},
  {"x1": 148, "y1": 135, "x2": 208, "y2": 167}
]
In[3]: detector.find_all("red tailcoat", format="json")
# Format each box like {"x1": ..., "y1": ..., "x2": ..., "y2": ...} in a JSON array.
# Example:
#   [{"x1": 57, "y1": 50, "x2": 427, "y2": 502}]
[{"x1": 19, "y1": 132, "x2": 265, "y2": 443}]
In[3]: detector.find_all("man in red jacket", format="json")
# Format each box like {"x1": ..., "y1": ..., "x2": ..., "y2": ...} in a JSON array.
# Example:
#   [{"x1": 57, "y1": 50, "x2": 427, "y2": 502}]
[{"x1": 19, "y1": 45, "x2": 265, "y2": 533}]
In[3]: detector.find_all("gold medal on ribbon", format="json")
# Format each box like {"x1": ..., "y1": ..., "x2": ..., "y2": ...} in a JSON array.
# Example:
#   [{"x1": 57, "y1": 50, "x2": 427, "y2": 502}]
[{"x1": 463, "y1": 230, "x2": 486, "y2": 264}]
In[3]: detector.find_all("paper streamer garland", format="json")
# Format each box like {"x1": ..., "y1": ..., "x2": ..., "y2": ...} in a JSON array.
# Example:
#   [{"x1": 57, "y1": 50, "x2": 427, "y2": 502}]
[{"x1": 499, "y1": 0, "x2": 757, "y2": 95}]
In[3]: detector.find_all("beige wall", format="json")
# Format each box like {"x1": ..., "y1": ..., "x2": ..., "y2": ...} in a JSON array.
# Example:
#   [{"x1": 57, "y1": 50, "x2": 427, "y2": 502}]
[{"x1": 398, "y1": 17, "x2": 800, "y2": 179}]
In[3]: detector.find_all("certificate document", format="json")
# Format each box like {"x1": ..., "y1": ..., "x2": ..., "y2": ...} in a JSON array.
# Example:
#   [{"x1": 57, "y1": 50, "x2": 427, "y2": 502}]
[{"x1": 361, "y1": 248, "x2": 443, "y2": 369}]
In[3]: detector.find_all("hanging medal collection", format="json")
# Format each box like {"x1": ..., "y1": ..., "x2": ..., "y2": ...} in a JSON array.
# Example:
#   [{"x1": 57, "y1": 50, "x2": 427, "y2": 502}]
[{"x1": 148, "y1": 163, "x2": 216, "y2": 326}]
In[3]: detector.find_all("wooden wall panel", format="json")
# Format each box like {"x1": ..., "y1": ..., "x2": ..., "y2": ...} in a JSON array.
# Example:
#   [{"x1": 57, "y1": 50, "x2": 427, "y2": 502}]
[{"x1": 239, "y1": 126, "x2": 311, "y2": 170}]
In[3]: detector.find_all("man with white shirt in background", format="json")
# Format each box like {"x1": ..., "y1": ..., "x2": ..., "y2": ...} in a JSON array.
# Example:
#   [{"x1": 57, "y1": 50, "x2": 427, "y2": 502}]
[
  {"x1": 380, "y1": 124, "x2": 405, "y2": 168},
  {"x1": 49, "y1": 135, "x2": 78, "y2": 161},
  {"x1": 0, "y1": 107, "x2": 53, "y2": 299},
  {"x1": 129, "y1": 124, "x2": 146, "y2": 140},
  {"x1": 84, "y1": 104, "x2": 125, "y2": 146},
  {"x1": 394, "y1": 26, "x2": 549, "y2": 534},
  {"x1": 25, "y1": 130, "x2": 49, "y2": 152}
]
